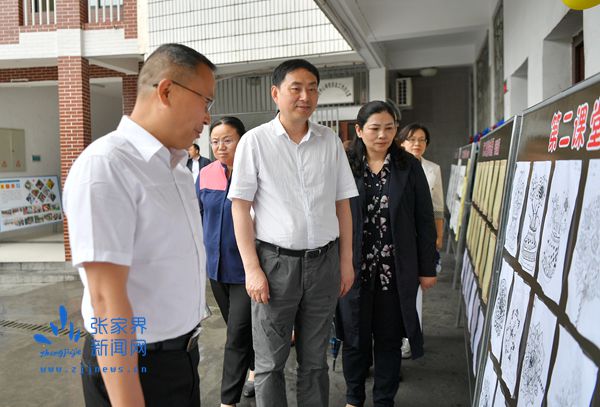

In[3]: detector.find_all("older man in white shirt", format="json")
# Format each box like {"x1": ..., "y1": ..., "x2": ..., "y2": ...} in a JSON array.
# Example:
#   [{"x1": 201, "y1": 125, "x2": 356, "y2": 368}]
[
  {"x1": 63, "y1": 43, "x2": 214, "y2": 407},
  {"x1": 229, "y1": 59, "x2": 358, "y2": 407}
]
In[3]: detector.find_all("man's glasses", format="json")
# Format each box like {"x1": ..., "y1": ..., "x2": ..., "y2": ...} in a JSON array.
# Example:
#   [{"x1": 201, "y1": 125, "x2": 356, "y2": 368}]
[{"x1": 153, "y1": 80, "x2": 214, "y2": 112}]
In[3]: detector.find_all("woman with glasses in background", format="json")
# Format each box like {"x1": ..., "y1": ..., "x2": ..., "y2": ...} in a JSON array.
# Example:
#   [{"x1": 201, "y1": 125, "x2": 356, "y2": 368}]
[
  {"x1": 337, "y1": 101, "x2": 437, "y2": 407},
  {"x1": 397, "y1": 123, "x2": 444, "y2": 359},
  {"x1": 196, "y1": 117, "x2": 255, "y2": 407}
]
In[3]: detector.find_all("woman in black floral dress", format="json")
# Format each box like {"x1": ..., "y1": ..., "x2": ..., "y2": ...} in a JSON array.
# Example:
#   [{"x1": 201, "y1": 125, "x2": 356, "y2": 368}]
[{"x1": 337, "y1": 101, "x2": 437, "y2": 407}]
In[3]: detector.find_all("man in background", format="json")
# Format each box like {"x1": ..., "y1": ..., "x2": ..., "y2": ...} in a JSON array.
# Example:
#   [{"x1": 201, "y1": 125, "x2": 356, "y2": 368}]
[{"x1": 187, "y1": 143, "x2": 211, "y2": 182}]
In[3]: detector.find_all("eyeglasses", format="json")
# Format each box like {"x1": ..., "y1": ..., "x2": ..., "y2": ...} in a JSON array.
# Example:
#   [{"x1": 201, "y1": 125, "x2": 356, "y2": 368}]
[
  {"x1": 153, "y1": 80, "x2": 214, "y2": 112},
  {"x1": 406, "y1": 137, "x2": 427, "y2": 144},
  {"x1": 210, "y1": 138, "x2": 236, "y2": 147}
]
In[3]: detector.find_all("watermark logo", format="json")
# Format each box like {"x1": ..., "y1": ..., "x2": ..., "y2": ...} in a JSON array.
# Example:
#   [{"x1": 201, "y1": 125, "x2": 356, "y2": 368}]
[
  {"x1": 33, "y1": 304, "x2": 82, "y2": 346},
  {"x1": 33, "y1": 304, "x2": 82, "y2": 359}
]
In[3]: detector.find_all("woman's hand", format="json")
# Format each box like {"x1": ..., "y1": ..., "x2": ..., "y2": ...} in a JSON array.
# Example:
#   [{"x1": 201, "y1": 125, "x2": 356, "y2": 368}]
[{"x1": 419, "y1": 276, "x2": 437, "y2": 291}]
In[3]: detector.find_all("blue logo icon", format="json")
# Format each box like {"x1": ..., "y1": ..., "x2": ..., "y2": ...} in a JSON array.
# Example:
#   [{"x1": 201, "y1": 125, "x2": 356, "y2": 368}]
[{"x1": 33, "y1": 304, "x2": 82, "y2": 345}]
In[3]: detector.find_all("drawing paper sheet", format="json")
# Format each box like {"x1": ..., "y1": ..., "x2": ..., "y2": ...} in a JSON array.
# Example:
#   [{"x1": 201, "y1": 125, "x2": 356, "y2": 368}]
[
  {"x1": 482, "y1": 232, "x2": 497, "y2": 304},
  {"x1": 467, "y1": 279, "x2": 478, "y2": 331},
  {"x1": 500, "y1": 273, "x2": 530, "y2": 396},
  {"x1": 469, "y1": 291, "x2": 481, "y2": 342},
  {"x1": 493, "y1": 160, "x2": 507, "y2": 230},
  {"x1": 490, "y1": 259, "x2": 514, "y2": 360},
  {"x1": 546, "y1": 325, "x2": 598, "y2": 407},
  {"x1": 478, "y1": 352, "x2": 497, "y2": 407},
  {"x1": 472, "y1": 308, "x2": 485, "y2": 374},
  {"x1": 537, "y1": 160, "x2": 582, "y2": 305},
  {"x1": 486, "y1": 161, "x2": 500, "y2": 216},
  {"x1": 566, "y1": 159, "x2": 600, "y2": 349},
  {"x1": 516, "y1": 296, "x2": 556, "y2": 407},
  {"x1": 518, "y1": 161, "x2": 552, "y2": 275},
  {"x1": 505, "y1": 162, "x2": 531, "y2": 257},
  {"x1": 473, "y1": 165, "x2": 483, "y2": 206}
]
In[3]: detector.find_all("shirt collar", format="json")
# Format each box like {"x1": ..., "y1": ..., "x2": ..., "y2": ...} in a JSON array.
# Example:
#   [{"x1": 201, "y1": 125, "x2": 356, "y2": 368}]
[
  {"x1": 272, "y1": 113, "x2": 321, "y2": 142},
  {"x1": 118, "y1": 116, "x2": 188, "y2": 169}
]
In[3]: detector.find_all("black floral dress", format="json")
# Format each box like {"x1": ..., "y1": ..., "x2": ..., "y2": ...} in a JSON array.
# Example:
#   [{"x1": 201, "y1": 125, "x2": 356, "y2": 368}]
[{"x1": 361, "y1": 154, "x2": 396, "y2": 291}]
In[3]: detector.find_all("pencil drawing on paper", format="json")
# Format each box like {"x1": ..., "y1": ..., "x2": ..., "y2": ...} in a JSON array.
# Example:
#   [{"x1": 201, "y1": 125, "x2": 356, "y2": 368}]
[
  {"x1": 540, "y1": 192, "x2": 569, "y2": 280},
  {"x1": 570, "y1": 194, "x2": 600, "y2": 324},
  {"x1": 520, "y1": 174, "x2": 548, "y2": 273},
  {"x1": 519, "y1": 322, "x2": 545, "y2": 405},
  {"x1": 505, "y1": 166, "x2": 528, "y2": 256},
  {"x1": 493, "y1": 278, "x2": 508, "y2": 337}
]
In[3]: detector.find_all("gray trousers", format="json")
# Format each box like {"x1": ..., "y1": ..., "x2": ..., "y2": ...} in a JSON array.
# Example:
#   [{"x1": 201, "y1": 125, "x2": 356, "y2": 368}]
[{"x1": 253, "y1": 241, "x2": 340, "y2": 407}]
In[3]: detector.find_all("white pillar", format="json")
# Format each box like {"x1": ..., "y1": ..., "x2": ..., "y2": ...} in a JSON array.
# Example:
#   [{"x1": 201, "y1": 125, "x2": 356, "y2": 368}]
[{"x1": 369, "y1": 67, "x2": 387, "y2": 101}]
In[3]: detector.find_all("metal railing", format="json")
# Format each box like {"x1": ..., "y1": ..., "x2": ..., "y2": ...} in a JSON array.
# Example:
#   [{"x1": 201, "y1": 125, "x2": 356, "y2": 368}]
[
  {"x1": 88, "y1": 0, "x2": 122, "y2": 23},
  {"x1": 22, "y1": 0, "x2": 56, "y2": 26},
  {"x1": 311, "y1": 106, "x2": 340, "y2": 134},
  {"x1": 21, "y1": 0, "x2": 124, "y2": 26}
]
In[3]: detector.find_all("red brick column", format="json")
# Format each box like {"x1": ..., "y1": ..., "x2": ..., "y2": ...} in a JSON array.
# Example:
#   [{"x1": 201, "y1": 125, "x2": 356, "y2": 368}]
[
  {"x1": 56, "y1": 0, "x2": 87, "y2": 29},
  {"x1": 123, "y1": 0, "x2": 138, "y2": 39},
  {"x1": 59, "y1": 57, "x2": 91, "y2": 261},
  {"x1": 122, "y1": 74, "x2": 138, "y2": 116},
  {"x1": 0, "y1": 0, "x2": 22, "y2": 44}
]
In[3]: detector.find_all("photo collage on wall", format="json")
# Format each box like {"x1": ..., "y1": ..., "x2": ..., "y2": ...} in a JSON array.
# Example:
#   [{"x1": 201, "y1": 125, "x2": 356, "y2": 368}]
[
  {"x1": 0, "y1": 176, "x2": 63, "y2": 232},
  {"x1": 474, "y1": 75, "x2": 600, "y2": 406}
]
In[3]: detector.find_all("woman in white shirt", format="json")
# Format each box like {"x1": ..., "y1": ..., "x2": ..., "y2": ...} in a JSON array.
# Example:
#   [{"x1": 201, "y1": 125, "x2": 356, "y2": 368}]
[{"x1": 398, "y1": 123, "x2": 444, "y2": 358}]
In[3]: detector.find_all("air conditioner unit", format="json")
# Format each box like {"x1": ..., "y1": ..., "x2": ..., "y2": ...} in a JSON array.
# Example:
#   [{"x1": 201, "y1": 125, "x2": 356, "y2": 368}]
[{"x1": 395, "y1": 77, "x2": 412, "y2": 108}]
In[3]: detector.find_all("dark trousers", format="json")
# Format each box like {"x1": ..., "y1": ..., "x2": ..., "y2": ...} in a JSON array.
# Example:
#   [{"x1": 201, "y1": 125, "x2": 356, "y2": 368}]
[
  {"x1": 81, "y1": 335, "x2": 200, "y2": 407},
  {"x1": 210, "y1": 279, "x2": 255, "y2": 404},
  {"x1": 342, "y1": 288, "x2": 405, "y2": 407}
]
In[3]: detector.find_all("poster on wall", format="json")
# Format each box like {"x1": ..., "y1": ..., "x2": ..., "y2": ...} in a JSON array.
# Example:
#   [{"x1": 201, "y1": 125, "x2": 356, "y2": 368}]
[{"x1": 0, "y1": 176, "x2": 63, "y2": 233}]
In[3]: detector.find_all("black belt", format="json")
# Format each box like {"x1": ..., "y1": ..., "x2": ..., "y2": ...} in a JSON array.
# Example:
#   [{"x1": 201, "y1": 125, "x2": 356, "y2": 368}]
[
  {"x1": 257, "y1": 239, "x2": 337, "y2": 259},
  {"x1": 145, "y1": 325, "x2": 200, "y2": 353}
]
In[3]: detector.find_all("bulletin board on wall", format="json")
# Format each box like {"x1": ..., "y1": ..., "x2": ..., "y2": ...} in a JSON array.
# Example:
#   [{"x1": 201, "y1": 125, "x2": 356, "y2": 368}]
[
  {"x1": 0, "y1": 176, "x2": 63, "y2": 233},
  {"x1": 473, "y1": 73, "x2": 600, "y2": 406},
  {"x1": 458, "y1": 116, "x2": 521, "y2": 403}
]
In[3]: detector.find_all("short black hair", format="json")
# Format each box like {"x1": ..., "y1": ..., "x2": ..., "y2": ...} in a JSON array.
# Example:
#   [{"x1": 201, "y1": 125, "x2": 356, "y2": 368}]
[
  {"x1": 191, "y1": 143, "x2": 200, "y2": 153},
  {"x1": 398, "y1": 123, "x2": 431, "y2": 146},
  {"x1": 138, "y1": 43, "x2": 216, "y2": 93},
  {"x1": 272, "y1": 59, "x2": 320, "y2": 87},
  {"x1": 210, "y1": 116, "x2": 246, "y2": 138}
]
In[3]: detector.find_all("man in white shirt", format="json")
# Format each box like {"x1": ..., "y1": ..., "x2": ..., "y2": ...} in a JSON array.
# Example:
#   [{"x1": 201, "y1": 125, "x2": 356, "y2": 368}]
[
  {"x1": 229, "y1": 59, "x2": 358, "y2": 407},
  {"x1": 63, "y1": 43, "x2": 215, "y2": 407}
]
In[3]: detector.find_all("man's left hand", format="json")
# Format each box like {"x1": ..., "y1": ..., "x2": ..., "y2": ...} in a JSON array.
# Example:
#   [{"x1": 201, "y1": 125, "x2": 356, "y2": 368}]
[{"x1": 339, "y1": 258, "x2": 354, "y2": 297}]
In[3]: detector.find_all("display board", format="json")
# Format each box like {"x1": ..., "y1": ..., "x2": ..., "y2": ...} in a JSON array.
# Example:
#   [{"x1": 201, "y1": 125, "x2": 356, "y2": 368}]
[
  {"x1": 473, "y1": 74, "x2": 600, "y2": 406},
  {"x1": 449, "y1": 143, "x2": 477, "y2": 239},
  {"x1": 0, "y1": 176, "x2": 63, "y2": 232},
  {"x1": 465, "y1": 117, "x2": 520, "y2": 306},
  {"x1": 450, "y1": 143, "x2": 478, "y2": 290}
]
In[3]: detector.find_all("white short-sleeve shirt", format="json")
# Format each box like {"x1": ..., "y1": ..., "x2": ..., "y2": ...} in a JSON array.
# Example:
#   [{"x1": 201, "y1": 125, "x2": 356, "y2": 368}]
[
  {"x1": 63, "y1": 116, "x2": 207, "y2": 344},
  {"x1": 228, "y1": 115, "x2": 358, "y2": 250}
]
